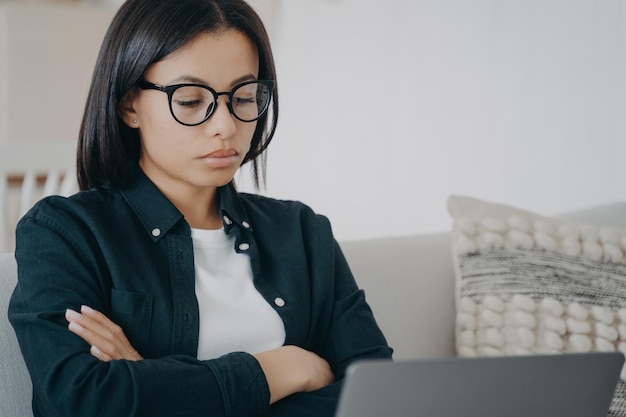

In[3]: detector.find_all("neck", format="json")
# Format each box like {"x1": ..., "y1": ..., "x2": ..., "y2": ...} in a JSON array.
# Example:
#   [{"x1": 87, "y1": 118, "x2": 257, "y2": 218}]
[
  {"x1": 155, "y1": 182, "x2": 223, "y2": 230},
  {"x1": 176, "y1": 189, "x2": 223, "y2": 230},
  {"x1": 138, "y1": 164, "x2": 226, "y2": 230}
]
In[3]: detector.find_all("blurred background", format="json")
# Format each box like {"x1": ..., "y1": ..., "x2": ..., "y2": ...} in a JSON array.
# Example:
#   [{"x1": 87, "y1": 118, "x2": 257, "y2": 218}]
[{"x1": 1, "y1": 0, "x2": 625, "y2": 241}]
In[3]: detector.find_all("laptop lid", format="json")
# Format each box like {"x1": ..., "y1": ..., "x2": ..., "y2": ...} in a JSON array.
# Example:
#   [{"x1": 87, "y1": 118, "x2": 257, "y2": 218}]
[{"x1": 335, "y1": 352, "x2": 624, "y2": 417}]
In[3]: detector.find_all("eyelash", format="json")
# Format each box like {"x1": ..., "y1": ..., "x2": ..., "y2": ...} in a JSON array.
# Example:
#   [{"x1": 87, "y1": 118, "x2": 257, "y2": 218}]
[{"x1": 175, "y1": 99, "x2": 203, "y2": 107}]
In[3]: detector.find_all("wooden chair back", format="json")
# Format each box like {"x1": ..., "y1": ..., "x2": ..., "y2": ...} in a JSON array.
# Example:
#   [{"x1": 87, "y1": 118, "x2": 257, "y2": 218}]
[{"x1": 0, "y1": 142, "x2": 77, "y2": 252}]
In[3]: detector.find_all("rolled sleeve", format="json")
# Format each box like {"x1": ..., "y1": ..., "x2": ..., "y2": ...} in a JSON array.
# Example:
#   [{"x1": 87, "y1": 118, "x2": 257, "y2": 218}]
[{"x1": 205, "y1": 352, "x2": 270, "y2": 417}]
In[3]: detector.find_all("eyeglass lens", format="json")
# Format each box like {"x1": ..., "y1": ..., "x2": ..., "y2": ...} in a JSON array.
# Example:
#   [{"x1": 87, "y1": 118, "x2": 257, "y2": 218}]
[{"x1": 171, "y1": 81, "x2": 272, "y2": 125}]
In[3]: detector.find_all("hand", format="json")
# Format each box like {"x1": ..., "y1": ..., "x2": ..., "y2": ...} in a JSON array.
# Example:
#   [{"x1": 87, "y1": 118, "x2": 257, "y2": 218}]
[
  {"x1": 65, "y1": 305, "x2": 143, "y2": 362},
  {"x1": 254, "y1": 345, "x2": 334, "y2": 404}
]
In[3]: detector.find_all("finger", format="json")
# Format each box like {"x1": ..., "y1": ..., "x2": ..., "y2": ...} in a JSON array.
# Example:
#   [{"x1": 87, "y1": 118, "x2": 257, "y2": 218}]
[
  {"x1": 66, "y1": 309, "x2": 126, "y2": 359},
  {"x1": 90, "y1": 345, "x2": 113, "y2": 362},
  {"x1": 67, "y1": 312, "x2": 118, "y2": 356},
  {"x1": 80, "y1": 305, "x2": 117, "y2": 328},
  {"x1": 70, "y1": 320, "x2": 139, "y2": 362},
  {"x1": 81, "y1": 306, "x2": 142, "y2": 360},
  {"x1": 66, "y1": 308, "x2": 114, "y2": 347},
  {"x1": 79, "y1": 306, "x2": 126, "y2": 342},
  {"x1": 66, "y1": 308, "x2": 115, "y2": 340},
  {"x1": 66, "y1": 308, "x2": 143, "y2": 361}
]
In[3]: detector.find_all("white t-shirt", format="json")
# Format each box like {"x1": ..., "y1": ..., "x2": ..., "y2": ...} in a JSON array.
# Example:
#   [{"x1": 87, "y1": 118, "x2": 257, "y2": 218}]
[{"x1": 191, "y1": 227, "x2": 286, "y2": 360}]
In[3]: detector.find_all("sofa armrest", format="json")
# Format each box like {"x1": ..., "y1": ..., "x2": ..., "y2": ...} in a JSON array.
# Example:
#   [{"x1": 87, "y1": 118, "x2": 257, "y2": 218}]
[{"x1": 0, "y1": 252, "x2": 33, "y2": 417}]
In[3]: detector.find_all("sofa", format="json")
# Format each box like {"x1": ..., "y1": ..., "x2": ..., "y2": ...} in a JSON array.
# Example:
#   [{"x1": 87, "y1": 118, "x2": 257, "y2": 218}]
[{"x1": 1, "y1": 196, "x2": 625, "y2": 417}]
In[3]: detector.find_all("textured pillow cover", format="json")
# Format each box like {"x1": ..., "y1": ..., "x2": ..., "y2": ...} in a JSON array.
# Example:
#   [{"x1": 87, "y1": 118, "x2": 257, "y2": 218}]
[{"x1": 448, "y1": 196, "x2": 626, "y2": 416}]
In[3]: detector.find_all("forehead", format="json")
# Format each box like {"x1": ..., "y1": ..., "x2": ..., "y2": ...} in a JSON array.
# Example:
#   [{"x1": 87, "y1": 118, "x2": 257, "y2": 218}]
[{"x1": 144, "y1": 29, "x2": 260, "y2": 88}]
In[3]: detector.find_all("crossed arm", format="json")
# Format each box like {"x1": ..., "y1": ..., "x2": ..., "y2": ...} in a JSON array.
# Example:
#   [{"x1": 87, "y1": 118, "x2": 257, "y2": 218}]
[{"x1": 65, "y1": 306, "x2": 334, "y2": 405}]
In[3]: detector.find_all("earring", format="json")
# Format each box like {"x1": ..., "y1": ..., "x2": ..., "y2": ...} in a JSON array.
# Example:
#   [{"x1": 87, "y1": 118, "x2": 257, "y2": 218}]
[{"x1": 132, "y1": 119, "x2": 137, "y2": 124}]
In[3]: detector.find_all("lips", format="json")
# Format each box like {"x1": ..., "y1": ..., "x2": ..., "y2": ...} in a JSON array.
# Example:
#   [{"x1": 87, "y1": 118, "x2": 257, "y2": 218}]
[
  {"x1": 198, "y1": 148, "x2": 240, "y2": 168},
  {"x1": 202, "y1": 149, "x2": 238, "y2": 159}
]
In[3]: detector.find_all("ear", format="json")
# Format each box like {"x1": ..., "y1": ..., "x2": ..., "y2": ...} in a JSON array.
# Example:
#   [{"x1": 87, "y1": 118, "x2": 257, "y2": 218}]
[{"x1": 119, "y1": 89, "x2": 140, "y2": 128}]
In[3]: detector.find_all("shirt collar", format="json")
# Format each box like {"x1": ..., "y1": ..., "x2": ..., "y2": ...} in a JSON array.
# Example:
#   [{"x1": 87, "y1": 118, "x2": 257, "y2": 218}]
[
  {"x1": 218, "y1": 183, "x2": 254, "y2": 233},
  {"x1": 118, "y1": 165, "x2": 184, "y2": 242},
  {"x1": 118, "y1": 165, "x2": 253, "y2": 242}
]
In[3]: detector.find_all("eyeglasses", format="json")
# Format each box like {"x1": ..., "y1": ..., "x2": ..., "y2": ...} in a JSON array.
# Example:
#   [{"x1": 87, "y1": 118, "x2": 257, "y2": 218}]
[{"x1": 138, "y1": 79, "x2": 275, "y2": 126}]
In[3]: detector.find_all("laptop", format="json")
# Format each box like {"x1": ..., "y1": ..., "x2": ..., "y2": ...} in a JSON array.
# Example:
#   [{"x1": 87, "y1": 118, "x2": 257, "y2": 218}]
[{"x1": 335, "y1": 352, "x2": 624, "y2": 417}]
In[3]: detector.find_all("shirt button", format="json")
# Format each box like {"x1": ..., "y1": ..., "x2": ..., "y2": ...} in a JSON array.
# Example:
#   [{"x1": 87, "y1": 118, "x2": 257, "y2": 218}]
[
  {"x1": 151, "y1": 228, "x2": 161, "y2": 237},
  {"x1": 274, "y1": 297, "x2": 286, "y2": 307},
  {"x1": 238, "y1": 243, "x2": 250, "y2": 251},
  {"x1": 242, "y1": 221, "x2": 251, "y2": 229},
  {"x1": 223, "y1": 215, "x2": 233, "y2": 226}
]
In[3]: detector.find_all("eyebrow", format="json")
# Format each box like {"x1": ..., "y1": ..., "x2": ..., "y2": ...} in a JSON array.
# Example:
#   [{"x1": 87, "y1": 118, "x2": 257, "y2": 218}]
[{"x1": 168, "y1": 73, "x2": 258, "y2": 86}]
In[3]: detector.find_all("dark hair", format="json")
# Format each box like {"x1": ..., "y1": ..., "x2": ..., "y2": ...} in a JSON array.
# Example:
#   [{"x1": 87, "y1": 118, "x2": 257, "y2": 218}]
[{"x1": 77, "y1": 0, "x2": 278, "y2": 190}]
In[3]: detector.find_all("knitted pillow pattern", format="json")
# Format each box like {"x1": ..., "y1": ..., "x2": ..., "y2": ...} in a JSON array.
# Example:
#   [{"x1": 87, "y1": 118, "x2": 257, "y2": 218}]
[{"x1": 448, "y1": 196, "x2": 626, "y2": 416}]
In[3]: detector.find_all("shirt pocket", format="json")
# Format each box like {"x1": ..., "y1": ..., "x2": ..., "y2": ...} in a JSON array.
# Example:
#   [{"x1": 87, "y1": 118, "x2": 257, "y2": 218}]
[{"x1": 110, "y1": 289, "x2": 154, "y2": 357}]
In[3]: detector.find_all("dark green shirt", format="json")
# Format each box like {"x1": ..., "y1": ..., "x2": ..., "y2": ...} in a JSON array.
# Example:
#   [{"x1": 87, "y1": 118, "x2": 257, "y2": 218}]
[{"x1": 9, "y1": 165, "x2": 392, "y2": 417}]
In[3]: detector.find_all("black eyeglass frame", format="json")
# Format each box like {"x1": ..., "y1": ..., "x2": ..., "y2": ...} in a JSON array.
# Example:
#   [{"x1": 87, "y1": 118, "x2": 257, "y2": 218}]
[{"x1": 138, "y1": 79, "x2": 275, "y2": 126}]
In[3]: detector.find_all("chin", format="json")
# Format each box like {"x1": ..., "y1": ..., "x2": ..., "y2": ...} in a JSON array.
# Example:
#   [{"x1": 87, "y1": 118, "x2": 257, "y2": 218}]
[{"x1": 195, "y1": 172, "x2": 237, "y2": 189}]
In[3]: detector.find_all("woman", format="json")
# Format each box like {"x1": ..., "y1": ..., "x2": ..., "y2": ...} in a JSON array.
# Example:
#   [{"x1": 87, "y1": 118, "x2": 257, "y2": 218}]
[{"x1": 8, "y1": 0, "x2": 392, "y2": 416}]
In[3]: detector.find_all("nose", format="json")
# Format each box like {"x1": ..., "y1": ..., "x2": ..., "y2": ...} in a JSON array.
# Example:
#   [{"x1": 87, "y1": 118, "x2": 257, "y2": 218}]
[{"x1": 204, "y1": 96, "x2": 236, "y2": 139}]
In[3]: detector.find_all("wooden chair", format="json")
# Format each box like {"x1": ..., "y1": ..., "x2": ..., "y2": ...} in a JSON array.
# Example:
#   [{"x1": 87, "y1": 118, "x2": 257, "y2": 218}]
[{"x1": 0, "y1": 142, "x2": 77, "y2": 253}]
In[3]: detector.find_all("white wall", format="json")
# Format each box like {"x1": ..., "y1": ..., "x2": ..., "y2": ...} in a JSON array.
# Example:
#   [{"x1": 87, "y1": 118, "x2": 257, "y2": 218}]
[
  {"x1": 0, "y1": 1, "x2": 273, "y2": 144},
  {"x1": 0, "y1": 3, "x2": 114, "y2": 143},
  {"x1": 238, "y1": 0, "x2": 626, "y2": 241},
  {"x1": 1, "y1": 1, "x2": 624, "y2": 242}
]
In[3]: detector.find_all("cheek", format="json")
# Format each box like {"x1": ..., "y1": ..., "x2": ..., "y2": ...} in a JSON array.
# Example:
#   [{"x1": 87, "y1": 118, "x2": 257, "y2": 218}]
[
  {"x1": 138, "y1": 118, "x2": 184, "y2": 160},
  {"x1": 242, "y1": 122, "x2": 259, "y2": 147},
  {"x1": 137, "y1": 94, "x2": 170, "y2": 128},
  {"x1": 139, "y1": 103, "x2": 178, "y2": 142}
]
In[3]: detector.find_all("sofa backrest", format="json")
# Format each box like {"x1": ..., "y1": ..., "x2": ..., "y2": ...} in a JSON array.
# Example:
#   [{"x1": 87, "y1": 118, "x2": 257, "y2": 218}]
[
  {"x1": 340, "y1": 232, "x2": 456, "y2": 360},
  {"x1": 0, "y1": 252, "x2": 33, "y2": 417},
  {"x1": 1, "y1": 232, "x2": 455, "y2": 416},
  {"x1": 1, "y1": 232, "x2": 454, "y2": 416}
]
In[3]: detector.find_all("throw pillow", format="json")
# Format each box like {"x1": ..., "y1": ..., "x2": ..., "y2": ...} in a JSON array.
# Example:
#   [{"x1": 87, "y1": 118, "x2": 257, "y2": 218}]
[{"x1": 448, "y1": 195, "x2": 626, "y2": 416}]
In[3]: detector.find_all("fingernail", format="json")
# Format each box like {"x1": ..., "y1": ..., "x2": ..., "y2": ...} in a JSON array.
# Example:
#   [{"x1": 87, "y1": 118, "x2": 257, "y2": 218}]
[
  {"x1": 81, "y1": 305, "x2": 94, "y2": 314},
  {"x1": 68, "y1": 321, "x2": 84, "y2": 332},
  {"x1": 90, "y1": 345, "x2": 102, "y2": 355},
  {"x1": 65, "y1": 309, "x2": 80, "y2": 320}
]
